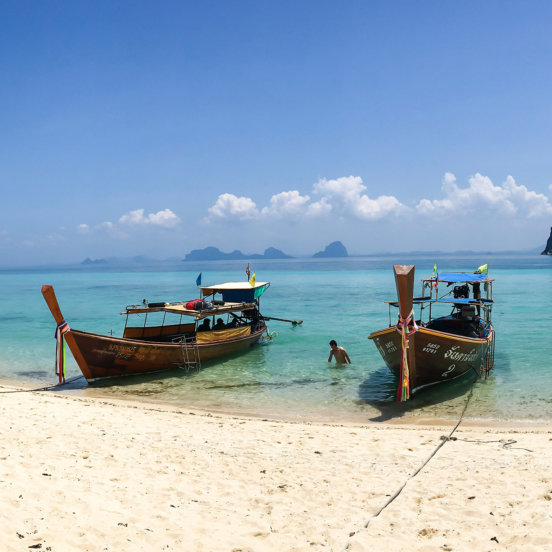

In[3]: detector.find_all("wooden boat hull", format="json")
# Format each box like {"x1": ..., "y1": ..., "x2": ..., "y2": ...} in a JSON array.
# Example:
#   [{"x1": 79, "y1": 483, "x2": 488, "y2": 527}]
[
  {"x1": 67, "y1": 327, "x2": 266, "y2": 382},
  {"x1": 369, "y1": 325, "x2": 494, "y2": 394}
]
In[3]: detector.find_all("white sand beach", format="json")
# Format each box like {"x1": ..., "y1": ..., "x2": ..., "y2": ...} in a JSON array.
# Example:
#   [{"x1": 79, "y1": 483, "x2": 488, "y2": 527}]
[{"x1": 1, "y1": 386, "x2": 551, "y2": 552}]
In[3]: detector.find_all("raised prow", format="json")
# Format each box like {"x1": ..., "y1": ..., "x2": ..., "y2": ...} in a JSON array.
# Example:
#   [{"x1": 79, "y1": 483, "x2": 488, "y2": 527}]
[
  {"x1": 393, "y1": 264, "x2": 415, "y2": 319},
  {"x1": 41, "y1": 285, "x2": 90, "y2": 377}
]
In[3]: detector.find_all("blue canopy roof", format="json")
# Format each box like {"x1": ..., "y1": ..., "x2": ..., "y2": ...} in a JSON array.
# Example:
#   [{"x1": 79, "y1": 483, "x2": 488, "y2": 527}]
[
  {"x1": 437, "y1": 297, "x2": 493, "y2": 304},
  {"x1": 434, "y1": 272, "x2": 489, "y2": 284}
]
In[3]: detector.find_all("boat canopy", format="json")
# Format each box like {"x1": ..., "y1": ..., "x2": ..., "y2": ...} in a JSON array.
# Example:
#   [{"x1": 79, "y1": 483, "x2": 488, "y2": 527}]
[
  {"x1": 386, "y1": 297, "x2": 493, "y2": 306},
  {"x1": 434, "y1": 297, "x2": 493, "y2": 304},
  {"x1": 200, "y1": 281, "x2": 270, "y2": 303},
  {"x1": 429, "y1": 272, "x2": 492, "y2": 284}
]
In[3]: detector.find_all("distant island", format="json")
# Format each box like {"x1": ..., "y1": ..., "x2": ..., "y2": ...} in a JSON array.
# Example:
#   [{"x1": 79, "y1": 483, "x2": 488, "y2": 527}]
[
  {"x1": 184, "y1": 246, "x2": 292, "y2": 262},
  {"x1": 81, "y1": 257, "x2": 108, "y2": 265},
  {"x1": 312, "y1": 241, "x2": 348, "y2": 258},
  {"x1": 541, "y1": 227, "x2": 552, "y2": 255}
]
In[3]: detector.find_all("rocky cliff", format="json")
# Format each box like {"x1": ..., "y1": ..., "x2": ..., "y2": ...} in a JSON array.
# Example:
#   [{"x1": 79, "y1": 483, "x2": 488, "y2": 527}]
[
  {"x1": 312, "y1": 241, "x2": 349, "y2": 258},
  {"x1": 541, "y1": 227, "x2": 552, "y2": 255}
]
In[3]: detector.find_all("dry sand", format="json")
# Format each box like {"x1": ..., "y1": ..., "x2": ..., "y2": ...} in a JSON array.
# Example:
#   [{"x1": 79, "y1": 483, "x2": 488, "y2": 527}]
[{"x1": 1, "y1": 385, "x2": 551, "y2": 551}]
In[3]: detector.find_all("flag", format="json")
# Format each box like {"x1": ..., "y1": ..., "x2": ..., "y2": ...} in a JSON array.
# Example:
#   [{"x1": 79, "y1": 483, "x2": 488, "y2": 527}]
[
  {"x1": 196, "y1": 272, "x2": 202, "y2": 287},
  {"x1": 249, "y1": 273, "x2": 255, "y2": 287},
  {"x1": 475, "y1": 264, "x2": 488, "y2": 274},
  {"x1": 245, "y1": 263, "x2": 250, "y2": 279},
  {"x1": 430, "y1": 263, "x2": 438, "y2": 289}
]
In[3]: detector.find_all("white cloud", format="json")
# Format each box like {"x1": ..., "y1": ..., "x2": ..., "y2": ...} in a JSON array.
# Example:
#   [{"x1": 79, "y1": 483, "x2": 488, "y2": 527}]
[
  {"x1": 77, "y1": 208, "x2": 180, "y2": 238},
  {"x1": 119, "y1": 208, "x2": 180, "y2": 227},
  {"x1": 206, "y1": 176, "x2": 404, "y2": 223},
  {"x1": 306, "y1": 197, "x2": 332, "y2": 217},
  {"x1": 207, "y1": 193, "x2": 259, "y2": 220},
  {"x1": 260, "y1": 190, "x2": 311, "y2": 217},
  {"x1": 416, "y1": 173, "x2": 552, "y2": 218},
  {"x1": 311, "y1": 176, "x2": 405, "y2": 219}
]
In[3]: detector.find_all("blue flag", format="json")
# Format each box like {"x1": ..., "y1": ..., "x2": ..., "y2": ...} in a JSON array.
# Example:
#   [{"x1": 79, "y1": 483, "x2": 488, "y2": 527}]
[{"x1": 196, "y1": 272, "x2": 202, "y2": 287}]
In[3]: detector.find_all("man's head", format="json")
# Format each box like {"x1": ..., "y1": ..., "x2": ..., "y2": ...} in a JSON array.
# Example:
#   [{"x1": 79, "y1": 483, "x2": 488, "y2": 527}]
[{"x1": 329, "y1": 340, "x2": 337, "y2": 348}]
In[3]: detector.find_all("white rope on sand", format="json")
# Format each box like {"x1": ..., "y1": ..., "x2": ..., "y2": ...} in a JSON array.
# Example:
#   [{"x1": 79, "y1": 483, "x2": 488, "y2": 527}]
[{"x1": 343, "y1": 385, "x2": 475, "y2": 551}]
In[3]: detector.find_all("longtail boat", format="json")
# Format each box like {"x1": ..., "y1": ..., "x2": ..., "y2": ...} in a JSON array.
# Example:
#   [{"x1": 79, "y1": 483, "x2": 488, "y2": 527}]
[
  {"x1": 368, "y1": 265, "x2": 495, "y2": 401},
  {"x1": 42, "y1": 281, "x2": 272, "y2": 382}
]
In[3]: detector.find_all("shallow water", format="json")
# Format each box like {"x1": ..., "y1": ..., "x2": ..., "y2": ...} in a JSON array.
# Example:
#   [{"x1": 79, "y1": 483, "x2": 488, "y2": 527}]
[{"x1": 1, "y1": 254, "x2": 551, "y2": 423}]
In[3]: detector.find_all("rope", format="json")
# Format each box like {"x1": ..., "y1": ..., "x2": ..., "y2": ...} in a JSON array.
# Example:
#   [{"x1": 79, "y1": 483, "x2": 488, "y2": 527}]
[
  {"x1": 451, "y1": 437, "x2": 533, "y2": 453},
  {"x1": 395, "y1": 310, "x2": 418, "y2": 402},
  {"x1": 0, "y1": 375, "x2": 85, "y2": 394},
  {"x1": 343, "y1": 384, "x2": 475, "y2": 550}
]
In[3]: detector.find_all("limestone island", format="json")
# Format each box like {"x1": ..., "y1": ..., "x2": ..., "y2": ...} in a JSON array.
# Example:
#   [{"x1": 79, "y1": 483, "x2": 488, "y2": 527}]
[
  {"x1": 184, "y1": 246, "x2": 292, "y2": 261},
  {"x1": 541, "y1": 227, "x2": 552, "y2": 255},
  {"x1": 312, "y1": 241, "x2": 349, "y2": 258}
]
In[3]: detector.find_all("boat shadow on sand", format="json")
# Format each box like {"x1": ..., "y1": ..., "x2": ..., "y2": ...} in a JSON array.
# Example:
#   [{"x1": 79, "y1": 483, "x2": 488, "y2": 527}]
[{"x1": 358, "y1": 366, "x2": 482, "y2": 422}]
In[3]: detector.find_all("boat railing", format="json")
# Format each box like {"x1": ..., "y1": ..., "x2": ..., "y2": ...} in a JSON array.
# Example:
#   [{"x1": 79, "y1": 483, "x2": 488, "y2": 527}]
[{"x1": 385, "y1": 296, "x2": 493, "y2": 327}]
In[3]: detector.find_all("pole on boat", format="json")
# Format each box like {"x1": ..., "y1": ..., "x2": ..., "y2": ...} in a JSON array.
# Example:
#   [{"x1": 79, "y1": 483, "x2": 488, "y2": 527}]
[
  {"x1": 41, "y1": 285, "x2": 89, "y2": 381},
  {"x1": 393, "y1": 265, "x2": 417, "y2": 402},
  {"x1": 262, "y1": 316, "x2": 303, "y2": 326}
]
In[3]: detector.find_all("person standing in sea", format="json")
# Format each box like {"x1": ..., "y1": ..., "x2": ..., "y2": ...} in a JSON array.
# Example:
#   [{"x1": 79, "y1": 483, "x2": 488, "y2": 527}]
[{"x1": 328, "y1": 340, "x2": 351, "y2": 365}]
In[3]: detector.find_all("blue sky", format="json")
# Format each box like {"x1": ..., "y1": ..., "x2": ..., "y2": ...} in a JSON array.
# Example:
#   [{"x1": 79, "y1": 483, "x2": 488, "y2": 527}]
[{"x1": 2, "y1": 1, "x2": 552, "y2": 266}]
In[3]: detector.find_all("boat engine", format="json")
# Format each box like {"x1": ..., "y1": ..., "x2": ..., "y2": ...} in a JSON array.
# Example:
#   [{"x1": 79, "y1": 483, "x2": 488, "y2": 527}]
[{"x1": 453, "y1": 284, "x2": 469, "y2": 298}]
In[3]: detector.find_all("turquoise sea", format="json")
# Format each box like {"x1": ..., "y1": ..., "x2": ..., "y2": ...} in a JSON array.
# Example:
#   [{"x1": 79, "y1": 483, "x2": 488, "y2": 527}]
[{"x1": 1, "y1": 254, "x2": 551, "y2": 423}]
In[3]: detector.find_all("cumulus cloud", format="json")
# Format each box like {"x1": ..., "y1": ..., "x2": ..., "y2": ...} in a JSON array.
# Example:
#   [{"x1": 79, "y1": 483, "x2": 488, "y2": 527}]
[
  {"x1": 118, "y1": 208, "x2": 180, "y2": 227},
  {"x1": 208, "y1": 194, "x2": 259, "y2": 220},
  {"x1": 417, "y1": 173, "x2": 552, "y2": 218},
  {"x1": 77, "y1": 208, "x2": 180, "y2": 236},
  {"x1": 206, "y1": 176, "x2": 405, "y2": 223},
  {"x1": 312, "y1": 176, "x2": 405, "y2": 219},
  {"x1": 260, "y1": 190, "x2": 311, "y2": 217}
]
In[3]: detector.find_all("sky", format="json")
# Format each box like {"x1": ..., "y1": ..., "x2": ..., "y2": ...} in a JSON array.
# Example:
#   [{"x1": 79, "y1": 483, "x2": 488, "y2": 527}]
[{"x1": 2, "y1": 1, "x2": 552, "y2": 266}]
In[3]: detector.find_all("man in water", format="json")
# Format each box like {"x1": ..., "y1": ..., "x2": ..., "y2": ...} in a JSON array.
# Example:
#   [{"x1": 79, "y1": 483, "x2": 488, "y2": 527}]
[{"x1": 328, "y1": 340, "x2": 351, "y2": 364}]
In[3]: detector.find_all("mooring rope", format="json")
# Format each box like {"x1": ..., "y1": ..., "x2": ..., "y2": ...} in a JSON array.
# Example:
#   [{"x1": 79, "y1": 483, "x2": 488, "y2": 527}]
[
  {"x1": 0, "y1": 375, "x2": 85, "y2": 394},
  {"x1": 343, "y1": 384, "x2": 476, "y2": 550}
]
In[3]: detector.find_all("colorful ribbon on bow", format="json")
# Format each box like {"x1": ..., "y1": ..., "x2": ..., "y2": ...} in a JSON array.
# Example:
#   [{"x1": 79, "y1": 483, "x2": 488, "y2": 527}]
[
  {"x1": 55, "y1": 320, "x2": 71, "y2": 384},
  {"x1": 396, "y1": 310, "x2": 419, "y2": 402}
]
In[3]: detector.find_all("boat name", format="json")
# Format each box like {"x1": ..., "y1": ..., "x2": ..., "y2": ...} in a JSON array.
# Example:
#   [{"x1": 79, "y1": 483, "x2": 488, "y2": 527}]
[
  {"x1": 443, "y1": 346, "x2": 477, "y2": 363},
  {"x1": 422, "y1": 343, "x2": 440, "y2": 355},
  {"x1": 108, "y1": 344, "x2": 138, "y2": 354}
]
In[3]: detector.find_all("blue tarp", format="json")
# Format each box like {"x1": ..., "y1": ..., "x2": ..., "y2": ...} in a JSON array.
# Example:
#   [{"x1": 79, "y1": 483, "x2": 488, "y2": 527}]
[
  {"x1": 437, "y1": 297, "x2": 493, "y2": 304},
  {"x1": 436, "y1": 272, "x2": 489, "y2": 283}
]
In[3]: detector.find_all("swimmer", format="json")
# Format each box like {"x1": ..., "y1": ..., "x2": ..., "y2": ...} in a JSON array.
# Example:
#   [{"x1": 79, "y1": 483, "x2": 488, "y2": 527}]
[{"x1": 328, "y1": 340, "x2": 351, "y2": 364}]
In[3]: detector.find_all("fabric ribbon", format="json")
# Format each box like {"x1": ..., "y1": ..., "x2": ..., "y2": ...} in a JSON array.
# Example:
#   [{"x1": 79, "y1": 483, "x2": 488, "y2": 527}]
[
  {"x1": 396, "y1": 310, "x2": 419, "y2": 402},
  {"x1": 55, "y1": 320, "x2": 71, "y2": 384}
]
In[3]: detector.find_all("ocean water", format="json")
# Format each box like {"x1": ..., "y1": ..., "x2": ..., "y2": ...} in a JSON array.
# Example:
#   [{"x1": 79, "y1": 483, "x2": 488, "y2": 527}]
[{"x1": 1, "y1": 254, "x2": 551, "y2": 423}]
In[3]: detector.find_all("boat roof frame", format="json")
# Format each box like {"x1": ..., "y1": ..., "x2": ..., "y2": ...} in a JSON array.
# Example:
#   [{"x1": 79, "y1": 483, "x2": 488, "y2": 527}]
[
  {"x1": 122, "y1": 301, "x2": 257, "y2": 320},
  {"x1": 424, "y1": 272, "x2": 494, "y2": 284}
]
